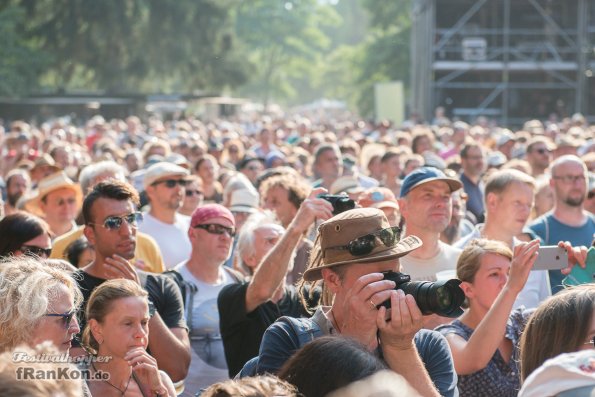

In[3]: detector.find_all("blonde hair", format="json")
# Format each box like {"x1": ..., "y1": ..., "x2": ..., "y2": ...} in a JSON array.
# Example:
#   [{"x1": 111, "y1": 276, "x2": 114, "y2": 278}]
[
  {"x1": 0, "y1": 256, "x2": 83, "y2": 353},
  {"x1": 201, "y1": 375, "x2": 298, "y2": 397},
  {"x1": 456, "y1": 239, "x2": 512, "y2": 283},
  {"x1": 82, "y1": 279, "x2": 148, "y2": 355}
]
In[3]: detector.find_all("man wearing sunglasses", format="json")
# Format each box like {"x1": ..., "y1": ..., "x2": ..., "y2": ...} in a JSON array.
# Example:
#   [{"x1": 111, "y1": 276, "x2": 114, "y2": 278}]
[
  {"x1": 525, "y1": 136, "x2": 555, "y2": 178},
  {"x1": 243, "y1": 208, "x2": 457, "y2": 397},
  {"x1": 140, "y1": 161, "x2": 193, "y2": 269},
  {"x1": 73, "y1": 179, "x2": 191, "y2": 383},
  {"x1": 171, "y1": 204, "x2": 246, "y2": 395}
]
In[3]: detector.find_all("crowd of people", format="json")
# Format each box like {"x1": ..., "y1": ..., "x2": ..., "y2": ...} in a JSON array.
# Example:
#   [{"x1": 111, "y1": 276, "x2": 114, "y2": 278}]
[{"x1": 0, "y1": 111, "x2": 595, "y2": 396}]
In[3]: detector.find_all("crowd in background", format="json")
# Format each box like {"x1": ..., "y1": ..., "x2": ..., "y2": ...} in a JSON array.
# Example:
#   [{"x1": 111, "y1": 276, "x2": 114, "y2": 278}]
[{"x1": 0, "y1": 109, "x2": 595, "y2": 397}]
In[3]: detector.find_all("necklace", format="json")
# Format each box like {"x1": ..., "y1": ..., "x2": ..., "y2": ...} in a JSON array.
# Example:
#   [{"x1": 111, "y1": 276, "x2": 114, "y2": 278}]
[
  {"x1": 329, "y1": 309, "x2": 342, "y2": 334},
  {"x1": 92, "y1": 361, "x2": 132, "y2": 396}
]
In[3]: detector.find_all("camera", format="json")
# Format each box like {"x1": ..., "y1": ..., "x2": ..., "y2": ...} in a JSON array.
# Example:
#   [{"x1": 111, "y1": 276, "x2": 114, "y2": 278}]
[
  {"x1": 319, "y1": 194, "x2": 355, "y2": 215},
  {"x1": 380, "y1": 271, "x2": 465, "y2": 317}
]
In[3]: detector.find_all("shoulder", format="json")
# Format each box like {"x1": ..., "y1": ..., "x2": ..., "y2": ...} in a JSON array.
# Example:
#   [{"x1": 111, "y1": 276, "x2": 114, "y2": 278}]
[
  {"x1": 219, "y1": 282, "x2": 249, "y2": 302},
  {"x1": 50, "y1": 226, "x2": 85, "y2": 259},
  {"x1": 435, "y1": 321, "x2": 469, "y2": 339}
]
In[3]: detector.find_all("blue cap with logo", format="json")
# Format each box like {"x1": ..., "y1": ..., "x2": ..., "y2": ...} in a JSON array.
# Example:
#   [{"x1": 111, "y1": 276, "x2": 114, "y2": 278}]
[{"x1": 400, "y1": 167, "x2": 463, "y2": 198}]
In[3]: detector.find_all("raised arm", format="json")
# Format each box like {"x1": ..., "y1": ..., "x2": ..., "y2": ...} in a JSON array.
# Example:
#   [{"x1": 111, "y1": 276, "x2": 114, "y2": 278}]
[
  {"x1": 445, "y1": 239, "x2": 539, "y2": 375},
  {"x1": 245, "y1": 188, "x2": 332, "y2": 312}
]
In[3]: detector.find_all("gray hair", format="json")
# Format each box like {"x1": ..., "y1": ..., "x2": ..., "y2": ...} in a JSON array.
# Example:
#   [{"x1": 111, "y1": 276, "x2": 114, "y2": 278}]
[
  {"x1": 79, "y1": 161, "x2": 127, "y2": 194},
  {"x1": 0, "y1": 256, "x2": 83, "y2": 353},
  {"x1": 235, "y1": 211, "x2": 284, "y2": 275}
]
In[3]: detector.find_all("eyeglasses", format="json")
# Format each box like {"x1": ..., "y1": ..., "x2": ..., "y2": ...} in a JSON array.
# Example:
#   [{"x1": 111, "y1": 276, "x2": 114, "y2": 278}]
[
  {"x1": 185, "y1": 189, "x2": 203, "y2": 197},
  {"x1": 152, "y1": 179, "x2": 189, "y2": 188},
  {"x1": 326, "y1": 226, "x2": 402, "y2": 256},
  {"x1": 533, "y1": 148, "x2": 551, "y2": 155},
  {"x1": 194, "y1": 223, "x2": 236, "y2": 238},
  {"x1": 552, "y1": 174, "x2": 586, "y2": 184},
  {"x1": 88, "y1": 212, "x2": 143, "y2": 231},
  {"x1": 20, "y1": 245, "x2": 52, "y2": 258},
  {"x1": 45, "y1": 309, "x2": 77, "y2": 329}
]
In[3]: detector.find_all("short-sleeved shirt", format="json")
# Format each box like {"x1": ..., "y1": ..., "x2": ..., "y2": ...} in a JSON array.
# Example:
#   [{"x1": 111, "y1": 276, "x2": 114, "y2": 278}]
[
  {"x1": 436, "y1": 308, "x2": 532, "y2": 397},
  {"x1": 460, "y1": 173, "x2": 485, "y2": 223},
  {"x1": 72, "y1": 269, "x2": 187, "y2": 348},
  {"x1": 529, "y1": 213, "x2": 595, "y2": 293}
]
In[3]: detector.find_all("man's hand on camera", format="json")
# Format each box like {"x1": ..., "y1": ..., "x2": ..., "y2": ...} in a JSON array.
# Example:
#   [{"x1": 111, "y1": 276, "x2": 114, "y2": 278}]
[{"x1": 377, "y1": 289, "x2": 423, "y2": 351}]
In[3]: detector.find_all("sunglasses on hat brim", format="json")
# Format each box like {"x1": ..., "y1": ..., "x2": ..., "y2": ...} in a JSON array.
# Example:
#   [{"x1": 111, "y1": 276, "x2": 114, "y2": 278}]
[{"x1": 326, "y1": 226, "x2": 402, "y2": 257}]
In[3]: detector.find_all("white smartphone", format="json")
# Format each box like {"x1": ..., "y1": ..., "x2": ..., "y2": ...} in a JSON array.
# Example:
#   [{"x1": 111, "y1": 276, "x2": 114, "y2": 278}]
[{"x1": 532, "y1": 246, "x2": 568, "y2": 270}]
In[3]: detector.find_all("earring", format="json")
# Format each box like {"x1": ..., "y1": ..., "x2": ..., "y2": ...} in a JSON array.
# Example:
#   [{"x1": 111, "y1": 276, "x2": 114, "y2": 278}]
[{"x1": 97, "y1": 337, "x2": 103, "y2": 345}]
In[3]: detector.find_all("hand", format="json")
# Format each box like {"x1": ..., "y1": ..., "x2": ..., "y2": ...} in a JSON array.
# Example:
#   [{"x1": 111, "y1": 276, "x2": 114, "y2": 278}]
[
  {"x1": 506, "y1": 239, "x2": 540, "y2": 293},
  {"x1": 104, "y1": 255, "x2": 141, "y2": 284},
  {"x1": 559, "y1": 241, "x2": 588, "y2": 275},
  {"x1": 125, "y1": 347, "x2": 168, "y2": 396},
  {"x1": 133, "y1": 259, "x2": 147, "y2": 271},
  {"x1": 377, "y1": 290, "x2": 423, "y2": 351},
  {"x1": 290, "y1": 187, "x2": 334, "y2": 234},
  {"x1": 336, "y1": 273, "x2": 396, "y2": 350}
]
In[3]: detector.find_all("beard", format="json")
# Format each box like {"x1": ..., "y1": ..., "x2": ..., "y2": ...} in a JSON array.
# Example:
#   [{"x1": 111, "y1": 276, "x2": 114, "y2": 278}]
[
  {"x1": 564, "y1": 196, "x2": 584, "y2": 207},
  {"x1": 7, "y1": 192, "x2": 22, "y2": 207}
]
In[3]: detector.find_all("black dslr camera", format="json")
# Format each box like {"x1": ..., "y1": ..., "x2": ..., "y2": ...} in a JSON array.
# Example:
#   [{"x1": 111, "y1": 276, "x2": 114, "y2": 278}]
[
  {"x1": 381, "y1": 271, "x2": 465, "y2": 318},
  {"x1": 319, "y1": 194, "x2": 355, "y2": 215}
]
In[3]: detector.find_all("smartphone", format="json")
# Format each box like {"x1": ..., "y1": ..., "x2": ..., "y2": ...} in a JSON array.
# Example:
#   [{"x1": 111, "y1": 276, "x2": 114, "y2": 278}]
[
  {"x1": 532, "y1": 246, "x2": 568, "y2": 270},
  {"x1": 563, "y1": 247, "x2": 595, "y2": 287}
]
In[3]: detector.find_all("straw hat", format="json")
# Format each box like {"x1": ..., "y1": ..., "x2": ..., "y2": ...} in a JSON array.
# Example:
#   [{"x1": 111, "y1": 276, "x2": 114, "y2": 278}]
[{"x1": 24, "y1": 171, "x2": 83, "y2": 216}]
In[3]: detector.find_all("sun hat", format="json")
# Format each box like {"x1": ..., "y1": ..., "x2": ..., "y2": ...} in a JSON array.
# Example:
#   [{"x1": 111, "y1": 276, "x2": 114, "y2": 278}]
[
  {"x1": 30, "y1": 154, "x2": 61, "y2": 174},
  {"x1": 24, "y1": 171, "x2": 83, "y2": 216},
  {"x1": 518, "y1": 350, "x2": 595, "y2": 397},
  {"x1": 143, "y1": 162, "x2": 190, "y2": 189},
  {"x1": 329, "y1": 176, "x2": 364, "y2": 196},
  {"x1": 399, "y1": 167, "x2": 462, "y2": 198},
  {"x1": 229, "y1": 189, "x2": 260, "y2": 214},
  {"x1": 302, "y1": 208, "x2": 422, "y2": 282}
]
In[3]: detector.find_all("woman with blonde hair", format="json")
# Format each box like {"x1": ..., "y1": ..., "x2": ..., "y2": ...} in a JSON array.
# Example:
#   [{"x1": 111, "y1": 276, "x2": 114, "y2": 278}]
[
  {"x1": 520, "y1": 284, "x2": 595, "y2": 382},
  {"x1": 435, "y1": 238, "x2": 540, "y2": 397},
  {"x1": 0, "y1": 255, "x2": 82, "y2": 353},
  {"x1": 83, "y1": 278, "x2": 175, "y2": 396}
]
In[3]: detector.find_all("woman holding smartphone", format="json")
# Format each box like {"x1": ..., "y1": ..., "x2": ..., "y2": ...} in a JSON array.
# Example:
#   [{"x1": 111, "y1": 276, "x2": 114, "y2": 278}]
[
  {"x1": 435, "y1": 239, "x2": 540, "y2": 397},
  {"x1": 83, "y1": 279, "x2": 175, "y2": 397}
]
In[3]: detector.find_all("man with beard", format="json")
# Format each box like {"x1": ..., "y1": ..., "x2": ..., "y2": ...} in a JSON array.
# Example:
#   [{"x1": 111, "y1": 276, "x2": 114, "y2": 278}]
[
  {"x1": 71, "y1": 180, "x2": 190, "y2": 382},
  {"x1": 139, "y1": 162, "x2": 192, "y2": 268},
  {"x1": 4, "y1": 169, "x2": 30, "y2": 215},
  {"x1": 529, "y1": 155, "x2": 595, "y2": 293}
]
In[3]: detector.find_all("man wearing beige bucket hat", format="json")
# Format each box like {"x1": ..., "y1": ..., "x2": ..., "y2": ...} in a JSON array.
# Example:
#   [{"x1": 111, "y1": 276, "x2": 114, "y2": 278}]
[
  {"x1": 24, "y1": 171, "x2": 82, "y2": 238},
  {"x1": 242, "y1": 207, "x2": 458, "y2": 397}
]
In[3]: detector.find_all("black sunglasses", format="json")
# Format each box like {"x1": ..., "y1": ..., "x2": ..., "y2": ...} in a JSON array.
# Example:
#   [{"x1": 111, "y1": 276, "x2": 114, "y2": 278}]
[
  {"x1": 152, "y1": 179, "x2": 189, "y2": 188},
  {"x1": 45, "y1": 309, "x2": 77, "y2": 329},
  {"x1": 20, "y1": 245, "x2": 52, "y2": 258},
  {"x1": 88, "y1": 212, "x2": 143, "y2": 231},
  {"x1": 185, "y1": 189, "x2": 203, "y2": 197},
  {"x1": 327, "y1": 226, "x2": 402, "y2": 256},
  {"x1": 194, "y1": 223, "x2": 236, "y2": 238}
]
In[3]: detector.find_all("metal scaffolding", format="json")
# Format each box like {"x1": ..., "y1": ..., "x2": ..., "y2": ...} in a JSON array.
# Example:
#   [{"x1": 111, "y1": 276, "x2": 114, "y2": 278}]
[{"x1": 411, "y1": 0, "x2": 594, "y2": 125}]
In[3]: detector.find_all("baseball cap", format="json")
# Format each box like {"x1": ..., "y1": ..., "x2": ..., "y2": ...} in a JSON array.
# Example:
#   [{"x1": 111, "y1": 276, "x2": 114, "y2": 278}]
[
  {"x1": 399, "y1": 167, "x2": 462, "y2": 198},
  {"x1": 519, "y1": 350, "x2": 595, "y2": 397},
  {"x1": 302, "y1": 208, "x2": 422, "y2": 282},
  {"x1": 143, "y1": 162, "x2": 190, "y2": 189},
  {"x1": 190, "y1": 204, "x2": 235, "y2": 228}
]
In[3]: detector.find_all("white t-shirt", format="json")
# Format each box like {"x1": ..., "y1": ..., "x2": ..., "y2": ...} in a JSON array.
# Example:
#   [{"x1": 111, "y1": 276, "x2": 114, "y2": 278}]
[
  {"x1": 138, "y1": 212, "x2": 191, "y2": 269},
  {"x1": 400, "y1": 241, "x2": 461, "y2": 281},
  {"x1": 175, "y1": 262, "x2": 236, "y2": 395}
]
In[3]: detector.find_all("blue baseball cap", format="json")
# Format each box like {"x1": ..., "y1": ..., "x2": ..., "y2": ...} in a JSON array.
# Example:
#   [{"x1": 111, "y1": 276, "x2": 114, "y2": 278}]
[{"x1": 400, "y1": 167, "x2": 462, "y2": 198}]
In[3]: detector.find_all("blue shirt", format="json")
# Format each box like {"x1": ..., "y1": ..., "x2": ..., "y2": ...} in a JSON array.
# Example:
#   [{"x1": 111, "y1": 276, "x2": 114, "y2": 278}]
[{"x1": 460, "y1": 173, "x2": 485, "y2": 223}]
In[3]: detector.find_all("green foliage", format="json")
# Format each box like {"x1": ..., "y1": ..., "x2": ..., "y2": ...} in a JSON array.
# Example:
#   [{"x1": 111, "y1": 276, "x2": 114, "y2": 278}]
[{"x1": 0, "y1": 4, "x2": 50, "y2": 96}]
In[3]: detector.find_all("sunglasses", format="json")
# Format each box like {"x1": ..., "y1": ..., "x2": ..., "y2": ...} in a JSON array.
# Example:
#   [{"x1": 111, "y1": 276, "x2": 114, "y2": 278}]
[
  {"x1": 185, "y1": 189, "x2": 203, "y2": 197},
  {"x1": 45, "y1": 309, "x2": 77, "y2": 329},
  {"x1": 327, "y1": 226, "x2": 402, "y2": 256},
  {"x1": 88, "y1": 212, "x2": 143, "y2": 231},
  {"x1": 152, "y1": 179, "x2": 189, "y2": 188},
  {"x1": 20, "y1": 245, "x2": 52, "y2": 258},
  {"x1": 533, "y1": 148, "x2": 551, "y2": 155},
  {"x1": 194, "y1": 223, "x2": 236, "y2": 238}
]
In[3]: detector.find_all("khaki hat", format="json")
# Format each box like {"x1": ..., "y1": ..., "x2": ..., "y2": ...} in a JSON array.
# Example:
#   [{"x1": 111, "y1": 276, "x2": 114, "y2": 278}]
[
  {"x1": 24, "y1": 171, "x2": 83, "y2": 216},
  {"x1": 303, "y1": 208, "x2": 422, "y2": 281},
  {"x1": 31, "y1": 154, "x2": 61, "y2": 174}
]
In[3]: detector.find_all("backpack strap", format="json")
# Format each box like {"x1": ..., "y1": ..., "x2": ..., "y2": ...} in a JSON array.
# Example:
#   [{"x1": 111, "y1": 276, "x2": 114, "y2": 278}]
[
  {"x1": 162, "y1": 269, "x2": 197, "y2": 327},
  {"x1": 277, "y1": 316, "x2": 324, "y2": 347}
]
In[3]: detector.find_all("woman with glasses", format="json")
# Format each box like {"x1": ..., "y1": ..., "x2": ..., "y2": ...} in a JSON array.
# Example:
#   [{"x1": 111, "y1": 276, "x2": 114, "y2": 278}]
[
  {"x1": 520, "y1": 284, "x2": 595, "y2": 382},
  {"x1": 0, "y1": 211, "x2": 52, "y2": 258},
  {"x1": 83, "y1": 278, "x2": 175, "y2": 396},
  {"x1": 435, "y1": 239, "x2": 540, "y2": 397},
  {"x1": 0, "y1": 255, "x2": 82, "y2": 353}
]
